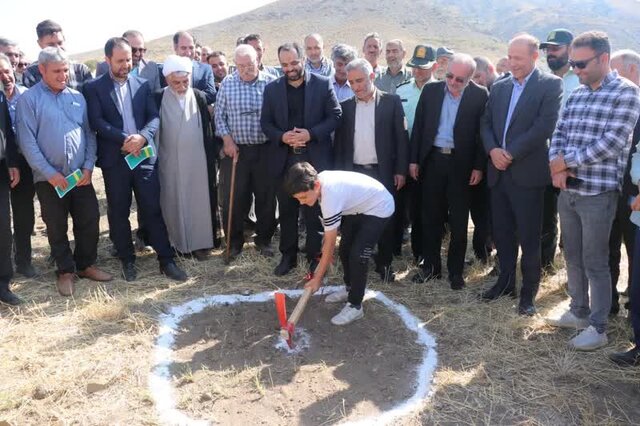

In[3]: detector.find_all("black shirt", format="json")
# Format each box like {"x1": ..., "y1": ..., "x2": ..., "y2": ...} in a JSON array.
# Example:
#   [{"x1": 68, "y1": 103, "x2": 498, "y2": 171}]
[{"x1": 286, "y1": 80, "x2": 305, "y2": 130}]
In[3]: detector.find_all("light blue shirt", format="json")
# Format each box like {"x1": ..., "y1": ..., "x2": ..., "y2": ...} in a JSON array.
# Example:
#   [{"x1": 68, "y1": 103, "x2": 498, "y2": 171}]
[
  {"x1": 396, "y1": 78, "x2": 433, "y2": 137},
  {"x1": 434, "y1": 85, "x2": 463, "y2": 149},
  {"x1": 332, "y1": 76, "x2": 354, "y2": 102},
  {"x1": 15, "y1": 81, "x2": 97, "y2": 182},
  {"x1": 502, "y1": 68, "x2": 535, "y2": 147},
  {"x1": 6, "y1": 85, "x2": 27, "y2": 132},
  {"x1": 112, "y1": 76, "x2": 138, "y2": 136}
]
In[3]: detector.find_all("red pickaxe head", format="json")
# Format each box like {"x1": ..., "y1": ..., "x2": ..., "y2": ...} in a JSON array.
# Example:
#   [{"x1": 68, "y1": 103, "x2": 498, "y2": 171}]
[{"x1": 274, "y1": 292, "x2": 294, "y2": 348}]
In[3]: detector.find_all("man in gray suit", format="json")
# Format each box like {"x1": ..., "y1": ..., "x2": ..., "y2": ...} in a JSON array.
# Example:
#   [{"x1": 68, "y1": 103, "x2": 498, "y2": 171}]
[
  {"x1": 96, "y1": 30, "x2": 161, "y2": 92},
  {"x1": 480, "y1": 33, "x2": 563, "y2": 315}
]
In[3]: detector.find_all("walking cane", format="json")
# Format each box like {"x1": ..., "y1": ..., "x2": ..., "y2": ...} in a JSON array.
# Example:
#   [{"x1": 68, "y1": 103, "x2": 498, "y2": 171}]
[{"x1": 224, "y1": 153, "x2": 239, "y2": 264}]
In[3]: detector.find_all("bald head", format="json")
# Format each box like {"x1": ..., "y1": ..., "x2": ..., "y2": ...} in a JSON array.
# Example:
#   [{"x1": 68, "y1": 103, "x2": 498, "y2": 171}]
[
  {"x1": 508, "y1": 33, "x2": 539, "y2": 82},
  {"x1": 611, "y1": 49, "x2": 640, "y2": 85}
]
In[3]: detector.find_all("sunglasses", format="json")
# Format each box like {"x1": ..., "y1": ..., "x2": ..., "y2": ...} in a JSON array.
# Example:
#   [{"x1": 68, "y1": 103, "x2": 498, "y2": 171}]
[
  {"x1": 445, "y1": 72, "x2": 466, "y2": 84},
  {"x1": 131, "y1": 47, "x2": 147, "y2": 54},
  {"x1": 569, "y1": 54, "x2": 601, "y2": 69}
]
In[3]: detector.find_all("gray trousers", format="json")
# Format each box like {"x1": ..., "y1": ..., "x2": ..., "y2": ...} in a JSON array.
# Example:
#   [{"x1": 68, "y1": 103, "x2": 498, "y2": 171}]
[{"x1": 558, "y1": 190, "x2": 618, "y2": 333}]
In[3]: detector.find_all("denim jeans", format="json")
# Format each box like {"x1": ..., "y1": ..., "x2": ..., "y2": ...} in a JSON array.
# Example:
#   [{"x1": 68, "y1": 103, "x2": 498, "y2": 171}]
[{"x1": 558, "y1": 190, "x2": 618, "y2": 333}]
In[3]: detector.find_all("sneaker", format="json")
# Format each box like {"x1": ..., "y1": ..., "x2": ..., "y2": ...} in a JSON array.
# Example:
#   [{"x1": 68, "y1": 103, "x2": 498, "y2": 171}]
[
  {"x1": 545, "y1": 310, "x2": 589, "y2": 329},
  {"x1": 331, "y1": 303, "x2": 364, "y2": 325},
  {"x1": 325, "y1": 287, "x2": 348, "y2": 303},
  {"x1": 569, "y1": 326, "x2": 608, "y2": 351}
]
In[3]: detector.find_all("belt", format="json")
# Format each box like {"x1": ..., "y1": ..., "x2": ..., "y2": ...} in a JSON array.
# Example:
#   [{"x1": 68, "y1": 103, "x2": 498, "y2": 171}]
[
  {"x1": 289, "y1": 146, "x2": 308, "y2": 154},
  {"x1": 433, "y1": 146, "x2": 454, "y2": 155},
  {"x1": 354, "y1": 163, "x2": 378, "y2": 170}
]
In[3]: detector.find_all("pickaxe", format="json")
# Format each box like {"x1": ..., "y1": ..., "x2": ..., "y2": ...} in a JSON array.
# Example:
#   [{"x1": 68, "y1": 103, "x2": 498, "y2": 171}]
[{"x1": 274, "y1": 286, "x2": 313, "y2": 349}]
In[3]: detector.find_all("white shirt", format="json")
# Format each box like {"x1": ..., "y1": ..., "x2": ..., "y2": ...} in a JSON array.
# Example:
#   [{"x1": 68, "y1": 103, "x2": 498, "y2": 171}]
[
  {"x1": 319, "y1": 171, "x2": 394, "y2": 231},
  {"x1": 353, "y1": 91, "x2": 377, "y2": 165}
]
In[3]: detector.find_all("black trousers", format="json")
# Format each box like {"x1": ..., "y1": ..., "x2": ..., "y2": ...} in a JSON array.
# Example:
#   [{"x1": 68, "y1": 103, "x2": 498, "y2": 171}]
[
  {"x1": 541, "y1": 184, "x2": 559, "y2": 267},
  {"x1": 352, "y1": 164, "x2": 395, "y2": 268},
  {"x1": 340, "y1": 214, "x2": 389, "y2": 306},
  {"x1": 0, "y1": 160, "x2": 14, "y2": 283},
  {"x1": 469, "y1": 177, "x2": 492, "y2": 261},
  {"x1": 491, "y1": 172, "x2": 544, "y2": 304},
  {"x1": 404, "y1": 178, "x2": 423, "y2": 260},
  {"x1": 10, "y1": 154, "x2": 35, "y2": 267},
  {"x1": 630, "y1": 227, "x2": 640, "y2": 347},
  {"x1": 101, "y1": 160, "x2": 174, "y2": 265},
  {"x1": 35, "y1": 181, "x2": 99, "y2": 274},
  {"x1": 420, "y1": 152, "x2": 471, "y2": 277},
  {"x1": 277, "y1": 152, "x2": 322, "y2": 263},
  {"x1": 220, "y1": 144, "x2": 276, "y2": 250},
  {"x1": 609, "y1": 193, "x2": 635, "y2": 308}
]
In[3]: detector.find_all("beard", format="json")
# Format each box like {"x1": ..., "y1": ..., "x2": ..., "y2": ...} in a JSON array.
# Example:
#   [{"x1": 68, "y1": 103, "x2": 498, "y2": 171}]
[
  {"x1": 286, "y1": 68, "x2": 303, "y2": 82},
  {"x1": 547, "y1": 54, "x2": 568, "y2": 71}
]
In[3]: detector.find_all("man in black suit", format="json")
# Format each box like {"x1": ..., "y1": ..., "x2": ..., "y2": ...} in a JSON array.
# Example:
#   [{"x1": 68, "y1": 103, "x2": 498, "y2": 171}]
[
  {"x1": 480, "y1": 34, "x2": 562, "y2": 315},
  {"x1": 409, "y1": 53, "x2": 488, "y2": 289},
  {"x1": 261, "y1": 42, "x2": 341, "y2": 276},
  {"x1": 333, "y1": 58, "x2": 408, "y2": 281},
  {"x1": 84, "y1": 38, "x2": 187, "y2": 282}
]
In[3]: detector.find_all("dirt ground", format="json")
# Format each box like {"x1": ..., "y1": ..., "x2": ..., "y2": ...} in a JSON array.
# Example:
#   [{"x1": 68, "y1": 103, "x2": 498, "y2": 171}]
[
  {"x1": 0, "y1": 170, "x2": 639, "y2": 425},
  {"x1": 169, "y1": 299, "x2": 424, "y2": 425}
]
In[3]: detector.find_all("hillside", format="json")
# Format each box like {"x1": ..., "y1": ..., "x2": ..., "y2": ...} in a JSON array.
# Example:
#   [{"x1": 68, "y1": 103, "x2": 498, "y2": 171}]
[{"x1": 74, "y1": 0, "x2": 640, "y2": 65}]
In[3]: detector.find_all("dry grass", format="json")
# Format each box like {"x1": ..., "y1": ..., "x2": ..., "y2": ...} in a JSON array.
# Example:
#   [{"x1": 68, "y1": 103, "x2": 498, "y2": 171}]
[{"x1": 0, "y1": 170, "x2": 638, "y2": 425}]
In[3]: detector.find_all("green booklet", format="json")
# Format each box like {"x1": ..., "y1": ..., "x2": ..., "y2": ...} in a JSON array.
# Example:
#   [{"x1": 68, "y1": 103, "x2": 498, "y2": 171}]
[
  {"x1": 55, "y1": 169, "x2": 83, "y2": 198},
  {"x1": 125, "y1": 145, "x2": 155, "y2": 170}
]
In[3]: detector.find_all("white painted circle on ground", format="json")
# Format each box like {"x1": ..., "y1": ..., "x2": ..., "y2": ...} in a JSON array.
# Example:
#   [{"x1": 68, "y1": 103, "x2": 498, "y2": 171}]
[{"x1": 149, "y1": 286, "x2": 438, "y2": 425}]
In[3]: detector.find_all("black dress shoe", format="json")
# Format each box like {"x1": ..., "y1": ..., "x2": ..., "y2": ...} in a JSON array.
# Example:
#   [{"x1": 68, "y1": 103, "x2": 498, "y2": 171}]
[
  {"x1": 122, "y1": 262, "x2": 137, "y2": 282},
  {"x1": 274, "y1": 257, "x2": 297, "y2": 276},
  {"x1": 609, "y1": 347, "x2": 640, "y2": 366},
  {"x1": 375, "y1": 265, "x2": 396, "y2": 282},
  {"x1": 517, "y1": 303, "x2": 537, "y2": 316},
  {"x1": 255, "y1": 243, "x2": 274, "y2": 257},
  {"x1": 411, "y1": 267, "x2": 441, "y2": 283},
  {"x1": 16, "y1": 263, "x2": 38, "y2": 278},
  {"x1": 480, "y1": 282, "x2": 517, "y2": 301},
  {"x1": 0, "y1": 289, "x2": 23, "y2": 306},
  {"x1": 450, "y1": 275, "x2": 465, "y2": 290},
  {"x1": 109, "y1": 245, "x2": 118, "y2": 258},
  {"x1": 160, "y1": 263, "x2": 188, "y2": 282}
]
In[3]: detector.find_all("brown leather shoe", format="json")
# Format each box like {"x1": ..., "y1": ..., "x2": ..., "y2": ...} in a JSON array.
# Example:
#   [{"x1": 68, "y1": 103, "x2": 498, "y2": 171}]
[
  {"x1": 56, "y1": 273, "x2": 75, "y2": 297},
  {"x1": 77, "y1": 266, "x2": 113, "y2": 282}
]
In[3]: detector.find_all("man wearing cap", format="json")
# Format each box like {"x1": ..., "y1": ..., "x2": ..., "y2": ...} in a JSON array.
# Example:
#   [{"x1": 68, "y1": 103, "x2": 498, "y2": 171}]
[
  {"x1": 410, "y1": 53, "x2": 488, "y2": 289},
  {"x1": 539, "y1": 29, "x2": 580, "y2": 274},
  {"x1": 84, "y1": 39, "x2": 187, "y2": 283},
  {"x1": 396, "y1": 44, "x2": 438, "y2": 263},
  {"x1": 375, "y1": 39, "x2": 411, "y2": 94},
  {"x1": 434, "y1": 47, "x2": 454, "y2": 81}
]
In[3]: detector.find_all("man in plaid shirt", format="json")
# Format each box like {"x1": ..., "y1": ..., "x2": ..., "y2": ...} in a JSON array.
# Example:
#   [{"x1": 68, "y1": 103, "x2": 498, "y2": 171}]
[
  {"x1": 547, "y1": 31, "x2": 640, "y2": 351},
  {"x1": 215, "y1": 44, "x2": 278, "y2": 260}
]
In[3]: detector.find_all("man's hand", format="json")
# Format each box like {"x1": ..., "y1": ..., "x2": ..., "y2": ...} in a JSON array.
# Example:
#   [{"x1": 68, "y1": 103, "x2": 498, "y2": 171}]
[
  {"x1": 122, "y1": 134, "x2": 147, "y2": 156},
  {"x1": 551, "y1": 170, "x2": 572, "y2": 190},
  {"x1": 282, "y1": 131, "x2": 298, "y2": 146},
  {"x1": 489, "y1": 148, "x2": 512, "y2": 171},
  {"x1": 394, "y1": 174, "x2": 406, "y2": 191},
  {"x1": 469, "y1": 169, "x2": 483, "y2": 186},
  {"x1": 222, "y1": 136, "x2": 239, "y2": 159},
  {"x1": 48, "y1": 172, "x2": 68, "y2": 190},
  {"x1": 550, "y1": 154, "x2": 567, "y2": 175},
  {"x1": 304, "y1": 275, "x2": 322, "y2": 294},
  {"x1": 292, "y1": 127, "x2": 311, "y2": 144},
  {"x1": 77, "y1": 169, "x2": 93, "y2": 186},
  {"x1": 8, "y1": 167, "x2": 20, "y2": 188},
  {"x1": 409, "y1": 163, "x2": 419, "y2": 180}
]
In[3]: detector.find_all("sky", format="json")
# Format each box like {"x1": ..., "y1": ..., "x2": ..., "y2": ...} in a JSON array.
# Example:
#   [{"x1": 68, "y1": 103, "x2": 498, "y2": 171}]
[{"x1": 4, "y1": 0, "x2": 277, "y2": 60}]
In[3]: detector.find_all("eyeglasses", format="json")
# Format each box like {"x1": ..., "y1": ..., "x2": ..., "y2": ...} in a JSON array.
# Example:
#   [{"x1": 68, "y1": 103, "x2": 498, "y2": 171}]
[
  {"x1": 445, "y1": 72, "x2": 466, "y2": 84},
  {"x1": 131, "y1": 47, "x2": 147, "y2": 54},
  {"x1": 569, "y1": 54, "x2": 601, "y2": 69}
]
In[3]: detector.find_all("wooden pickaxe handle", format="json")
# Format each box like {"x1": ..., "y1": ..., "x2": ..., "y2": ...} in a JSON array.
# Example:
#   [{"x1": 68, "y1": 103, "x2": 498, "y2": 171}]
[{"x1": 288, "y1": 287, "x2": 313, "y2": 326}]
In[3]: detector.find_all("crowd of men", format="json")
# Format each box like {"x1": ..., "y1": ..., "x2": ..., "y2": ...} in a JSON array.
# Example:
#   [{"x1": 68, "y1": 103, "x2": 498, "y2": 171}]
[{"x1": 0, "y1": 20, "x2": 639, "y2": 366}]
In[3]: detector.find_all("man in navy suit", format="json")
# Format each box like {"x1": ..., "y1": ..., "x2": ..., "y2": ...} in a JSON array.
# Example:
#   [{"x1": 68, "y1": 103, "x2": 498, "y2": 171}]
[
  {"x1": 261, "y1": 42, "x2": 342, "y2": 276},
  {"x1": 84, "y1": 37, "x2": 187, "y2": 282},
  {"x1": 159, "y1": 31, "x2": 216, "y2": 104},
  {"x1": 480, "y1": 34, "x2": 562, "y2": 315}
]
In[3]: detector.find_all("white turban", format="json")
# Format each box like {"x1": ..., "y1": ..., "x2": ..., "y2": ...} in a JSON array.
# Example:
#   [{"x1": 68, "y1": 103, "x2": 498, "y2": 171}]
[{"x1": 162, "y1": 54, "x2": 192, "y2": 77}]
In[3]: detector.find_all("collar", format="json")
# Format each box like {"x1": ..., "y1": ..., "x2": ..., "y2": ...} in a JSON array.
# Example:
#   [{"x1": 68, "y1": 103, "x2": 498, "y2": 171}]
[
  {"x1": 331, "y1": 75, "x2": 350, "y2": 87},
  {"x1": 356, "y1": 87, "x2": 377, "y2": 104},
  {"x1": 40, "y1": 80, "x2": 69, "y2": 95},
  {"x1": 306, "y1": 57, "x2": 328, "y2": 69},
  {"x1": 588, "y1": 70, "x2": 617, "y2": 92},
  {"x1": 385, "y1": 65, "x2": 408, "y2": 77},
  {"x1": 443, "y1": 82, "x2": 465, "y2": 100},
  {"x1": 511, "y1": 67, "x2": 536, "y2": 87}
]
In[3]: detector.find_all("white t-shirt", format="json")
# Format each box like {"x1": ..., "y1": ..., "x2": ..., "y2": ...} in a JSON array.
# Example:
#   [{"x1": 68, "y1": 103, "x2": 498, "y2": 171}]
[{"x1": 318, "y1": 171, "x2": 394, "y2": 231}]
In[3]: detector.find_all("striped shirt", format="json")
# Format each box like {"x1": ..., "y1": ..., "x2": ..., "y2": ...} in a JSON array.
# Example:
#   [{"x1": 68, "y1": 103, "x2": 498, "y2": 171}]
[
  {"x1": 214, "y1": 71, "x2": 275, "y2": 144},
  {"x1": 305, "y1": 57, "x2": 334, "y2": 78},
  {"x1": 549, "y1": 71, "x2": 640, "y2": 196}
]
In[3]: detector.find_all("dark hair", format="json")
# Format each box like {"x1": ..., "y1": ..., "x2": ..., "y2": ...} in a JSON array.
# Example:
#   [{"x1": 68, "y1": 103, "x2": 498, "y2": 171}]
[
  {"x1": 122, "y1": 30, "x2": 143, "y2": 39},
  {"x1": 36, "y1": 20, "x2": 63, "y2": 39},
  {"x1": 572, "y1": 31, "x2": 611, "y2": 56},
  {"x1": 207, "y1": 51, "x2": 226, "y2": 62},
  {"x1": 284, "y1": 162, "x2": 318, "y2": 195},
  {"x1": 173, "y1": 31, "x2": 194, "y2": 46},
  {"x1": 104, "y1": 37, "x2": 131, "y2": 57},
  {"x1": 277, "y1": 42, "x2": 303, "y2": 59},
  {"x1": 243, "y1": 34, "x2": 262, "y2": 44}
]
